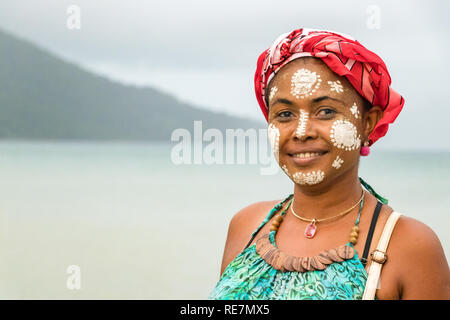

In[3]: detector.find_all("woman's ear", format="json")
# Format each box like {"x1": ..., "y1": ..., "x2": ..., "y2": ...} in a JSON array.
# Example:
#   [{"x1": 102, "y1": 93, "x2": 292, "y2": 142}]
[{"x1": 363, "y1": 106, "x2": 383, "y2": 138}]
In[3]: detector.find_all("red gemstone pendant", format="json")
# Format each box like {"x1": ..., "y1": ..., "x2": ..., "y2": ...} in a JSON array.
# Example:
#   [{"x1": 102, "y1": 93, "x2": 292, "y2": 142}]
[{"x1": 304, "y1": 219, "x2": 317, "y2": 238}]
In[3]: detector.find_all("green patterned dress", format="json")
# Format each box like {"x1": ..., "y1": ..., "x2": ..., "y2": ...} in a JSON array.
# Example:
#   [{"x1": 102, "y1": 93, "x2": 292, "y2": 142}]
[
  {"x1": 208, "y1": 241, "x2": 368, "y2": 300},
  {"x1": 209, "y1": 194, "x2": 371, "y2": 300}
]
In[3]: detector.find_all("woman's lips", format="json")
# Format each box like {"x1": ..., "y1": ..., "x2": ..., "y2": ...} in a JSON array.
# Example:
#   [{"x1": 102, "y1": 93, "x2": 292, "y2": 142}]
[{"x1": 288, "y1": 151, "x2": 327, "y2": 166}]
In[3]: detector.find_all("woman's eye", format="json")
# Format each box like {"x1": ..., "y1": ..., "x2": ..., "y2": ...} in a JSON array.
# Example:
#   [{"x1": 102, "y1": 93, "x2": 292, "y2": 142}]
[
  {"x1": 318, "y1": 108, "x2": 336, "y2": 117},
  {"x1": 277, "y1": 111, "x2": 293, "y2": 119}
]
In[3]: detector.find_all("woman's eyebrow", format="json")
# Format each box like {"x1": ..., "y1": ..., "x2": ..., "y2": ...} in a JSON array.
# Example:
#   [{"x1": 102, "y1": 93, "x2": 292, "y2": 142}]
[
  {"x1": 312, "y1": 95, "x2": 346, "y2": 105},
  {"x1": 271, "y1": 96, "x2": 346, "y2": 109},
  {"x1": 271, "y1": 98, "x2": 294, "y2": 107}
]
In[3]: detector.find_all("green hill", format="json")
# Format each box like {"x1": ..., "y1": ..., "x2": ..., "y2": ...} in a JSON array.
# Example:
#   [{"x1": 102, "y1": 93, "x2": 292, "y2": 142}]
[{"x1": 0, "y1": 29, "x2": 263, "y2": 141}]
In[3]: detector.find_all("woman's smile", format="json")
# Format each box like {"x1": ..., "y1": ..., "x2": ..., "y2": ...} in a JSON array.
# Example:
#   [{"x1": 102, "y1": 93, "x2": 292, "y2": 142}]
[{"x1": 287, "y1": 150, "x2": 328, "y2": 167}]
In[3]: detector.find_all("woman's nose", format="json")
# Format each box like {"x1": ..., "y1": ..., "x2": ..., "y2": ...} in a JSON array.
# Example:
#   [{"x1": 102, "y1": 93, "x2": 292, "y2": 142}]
[{"x1": 293, "y1": 110, "x2": 318, "y2": 141}]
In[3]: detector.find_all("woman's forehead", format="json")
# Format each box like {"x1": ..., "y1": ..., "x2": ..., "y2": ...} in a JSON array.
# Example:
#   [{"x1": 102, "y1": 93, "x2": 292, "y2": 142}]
[
  {"x1": 268, "y1": 58, "x2": 360, "y2": 105},
  {"x1": 271, "y1": 58, "x2": 342, "y2": 87}
]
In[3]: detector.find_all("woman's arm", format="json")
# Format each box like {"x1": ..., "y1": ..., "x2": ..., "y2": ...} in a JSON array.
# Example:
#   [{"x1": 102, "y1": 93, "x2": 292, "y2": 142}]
[{"x1": 394, "y1": 216, "x2": 450, "y2": 299}]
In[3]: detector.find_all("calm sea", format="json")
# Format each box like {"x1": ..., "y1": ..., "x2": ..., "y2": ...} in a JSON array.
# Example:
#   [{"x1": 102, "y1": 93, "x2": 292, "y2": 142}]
[{"x1": 0, "y1": 141, "x2": 448, "y2": 299}]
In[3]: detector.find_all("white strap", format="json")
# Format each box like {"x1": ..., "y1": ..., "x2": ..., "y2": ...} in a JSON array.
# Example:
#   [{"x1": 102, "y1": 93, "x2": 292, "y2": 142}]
[{"x1": 362, "y1": 211, "x2": 402, "y2": 300}]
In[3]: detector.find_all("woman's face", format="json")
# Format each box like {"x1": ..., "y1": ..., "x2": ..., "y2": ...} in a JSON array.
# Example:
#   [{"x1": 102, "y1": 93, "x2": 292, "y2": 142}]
[{"x1": 267, "y1": 57, "x2": 371, "y2": 186}]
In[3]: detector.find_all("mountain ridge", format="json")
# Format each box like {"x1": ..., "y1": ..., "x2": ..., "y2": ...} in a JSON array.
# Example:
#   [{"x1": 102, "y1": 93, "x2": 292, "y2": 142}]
[{"x1": 0, "y1": 28, "x2": 264, "y2": 141}]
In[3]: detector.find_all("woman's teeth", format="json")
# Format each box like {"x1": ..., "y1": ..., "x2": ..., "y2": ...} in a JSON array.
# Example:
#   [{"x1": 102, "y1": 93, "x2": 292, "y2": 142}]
[{"x1": 292, "y1": 152, "x2": 322, "y2": 158}]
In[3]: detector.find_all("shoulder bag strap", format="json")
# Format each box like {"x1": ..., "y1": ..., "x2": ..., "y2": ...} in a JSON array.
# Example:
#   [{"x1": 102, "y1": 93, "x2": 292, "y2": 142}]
[{"x1": 362, "y1": 211, "x2": 402, "y2": 300}]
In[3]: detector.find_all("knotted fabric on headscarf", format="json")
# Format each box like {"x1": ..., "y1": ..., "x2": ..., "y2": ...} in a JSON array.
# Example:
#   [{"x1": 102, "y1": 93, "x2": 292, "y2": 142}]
[{"x1": 254, "y1": 28, "x2": 404, "y2": 146}]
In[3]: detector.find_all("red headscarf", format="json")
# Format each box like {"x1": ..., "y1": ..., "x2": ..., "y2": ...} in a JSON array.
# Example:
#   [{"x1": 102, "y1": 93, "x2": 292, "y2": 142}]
[{"x1": 254, "y1": 28, "x2": 404, "y2": 146}]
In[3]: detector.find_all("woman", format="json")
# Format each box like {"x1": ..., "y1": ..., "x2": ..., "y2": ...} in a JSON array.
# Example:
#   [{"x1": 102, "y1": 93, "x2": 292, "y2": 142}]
[{"x1": 209, "y1": 28, "x2": 450, "y2": 300}]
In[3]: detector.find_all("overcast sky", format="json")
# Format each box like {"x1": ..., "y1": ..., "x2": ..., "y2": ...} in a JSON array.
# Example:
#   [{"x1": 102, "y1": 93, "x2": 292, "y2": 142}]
[{"x1": 0, "y1": 0, "x2": 449, "y2": 150}]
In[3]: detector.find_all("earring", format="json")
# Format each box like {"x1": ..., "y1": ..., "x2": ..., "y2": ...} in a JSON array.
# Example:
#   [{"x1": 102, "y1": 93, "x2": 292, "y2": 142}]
[{"x1": 360, "y1": 141, "x2": 370, "y2": 156}]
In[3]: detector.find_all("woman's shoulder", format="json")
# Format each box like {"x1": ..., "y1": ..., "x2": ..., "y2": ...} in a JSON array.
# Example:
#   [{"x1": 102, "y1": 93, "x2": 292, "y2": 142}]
[
  {"x1": 218, "y1": 198, "x2": 283, "y2": 276},
  {"x1": 229, "y1": 199, "x2": 281, "y2": 228},
  {"x1": 227, "y1": 199, "x2": 283, "y2": 243},
  {"x1": 359, "y1": 201, "x2": 449, "y2": 299},
  {"x1": 389, "y1": 213, "x2": 444, "y2": 256},
  {"x1": 380, "y1": 210, "x2": 450, "y2": 299},
  {"x1": 375, "y1": 206, "x2": 444, "y2": 266},
  {"x1": 369, "y1": 202, "x2": 439, "y2": 245},
  {"x1": 391, "y1": 214, "x2": 447, "y2": 266}
]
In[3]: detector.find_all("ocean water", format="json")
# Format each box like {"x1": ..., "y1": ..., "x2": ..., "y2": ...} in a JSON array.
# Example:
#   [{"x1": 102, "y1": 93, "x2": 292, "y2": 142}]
[{"x1": 0, "y1": 141, "x2": 448, "y2": 299}]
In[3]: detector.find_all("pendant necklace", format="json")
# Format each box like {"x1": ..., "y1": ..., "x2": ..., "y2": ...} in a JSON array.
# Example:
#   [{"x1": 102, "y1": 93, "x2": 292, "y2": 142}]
[{"x1": 290, "y1": 190, "x2": 365, "y2": 239}]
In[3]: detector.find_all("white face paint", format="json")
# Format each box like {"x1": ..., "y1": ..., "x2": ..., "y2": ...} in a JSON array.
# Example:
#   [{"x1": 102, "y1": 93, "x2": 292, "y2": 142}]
[
  {"x1": 269, "y1": 86, "x2": 278, "y2": 102},
  {"x1": 330, "y1": 119, "x2": 361, "y2": 151},
  {"x1": 290, "y1": 68, "x2": 322, "y2": 99},
  {"x1": 281, "y1": 164, "x2": 291, "y2": 177},
  {"x1": 268, "y1": 123, "x2": 280, "y2": 163},
  {"x1": 350, "y1": 102, "x2": 360, "y2": 119},
  {"x1": 332, "y1": 155, "x2": 344, "y2": 169},
  {"x1": 328, "y1": 80, "x2": 344, "y2": 93},
  {"x1": 292, "y1": 170, "x2": 325, "y2": 185},
  {"x1": 295, "y1": 109, "x2": 309, "y2": 139}
]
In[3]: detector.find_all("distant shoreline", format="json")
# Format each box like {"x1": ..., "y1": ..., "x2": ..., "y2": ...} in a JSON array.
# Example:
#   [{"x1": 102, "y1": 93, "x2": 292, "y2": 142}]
[{"x1": 0, "y1": 139, "x2": 448, "y2": 153}]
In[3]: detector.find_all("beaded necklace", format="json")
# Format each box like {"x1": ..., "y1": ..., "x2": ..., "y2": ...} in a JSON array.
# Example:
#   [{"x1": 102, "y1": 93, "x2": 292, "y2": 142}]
[{"x1": 255, "y1": 192, "x2": 365, "y2": 272}]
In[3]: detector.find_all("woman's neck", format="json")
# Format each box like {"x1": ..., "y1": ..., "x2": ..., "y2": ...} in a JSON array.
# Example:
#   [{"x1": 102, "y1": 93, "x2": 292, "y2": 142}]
[{"x1": 291, "y1": 168, "x2": 363, "y2": 221}]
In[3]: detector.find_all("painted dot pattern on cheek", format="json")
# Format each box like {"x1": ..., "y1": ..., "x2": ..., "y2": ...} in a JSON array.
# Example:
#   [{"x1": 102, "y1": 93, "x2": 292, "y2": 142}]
[
  {"x1": 268, "y1": 123, "x2": 280, "y2": 162},
  {"x1": 290, "y1": 68, "x2": 322, "y2": 99},
  {"x1": 328, "y1": 80, "x2": 344, "y2": 93},
  {"x1": 292, "y1": 170, "x2": 325, "y2": 185},
  {"x1": 332, "y1": 155, "x2": 344, "y2": 169},
  {"x1": 296, "y1": 110, "x2": 309, "y2": 139},
  {"x1": 330, "y1": 119, "x2": 361, "y2": 151},
  {"x1": 350, "y1": 103, "x2": 360, "y2": 119}
]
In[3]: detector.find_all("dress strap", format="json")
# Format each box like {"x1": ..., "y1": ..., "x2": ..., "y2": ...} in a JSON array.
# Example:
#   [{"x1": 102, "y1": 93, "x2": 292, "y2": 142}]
[
  {"x1": 244, "y1": 194, "x2": 293, "y2": 249},
  {"x1": 360, "y1": 201, "x2": 383, "y2": 266},
  {"x1": 359, "y1": 177, "x2": 388, "y2": 204}
]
